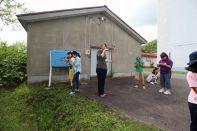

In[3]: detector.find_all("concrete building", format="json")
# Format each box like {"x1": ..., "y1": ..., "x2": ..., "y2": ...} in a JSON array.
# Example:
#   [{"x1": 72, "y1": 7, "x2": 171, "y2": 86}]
[
  {"x1": 17, "y1": 6, "x2": 147, "y2": 83},
  {"x1": 158, "y1": 0, "x2": 197, "y2": 71}
]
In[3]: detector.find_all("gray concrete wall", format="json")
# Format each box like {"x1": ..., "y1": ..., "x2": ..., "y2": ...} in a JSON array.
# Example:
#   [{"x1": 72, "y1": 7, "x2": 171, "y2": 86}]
[{"x1": 27, "y1": 13, "x2": 141, "y2": 83}]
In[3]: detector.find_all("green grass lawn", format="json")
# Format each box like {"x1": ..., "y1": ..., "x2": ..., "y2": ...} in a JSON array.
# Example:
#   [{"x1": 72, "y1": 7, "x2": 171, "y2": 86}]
[
  {"x1": 144, "y1": 67, "x2": 186, "y2": 75},
  {"x1": 0, "y1": 83, "x2": 164, "y2": 131},
  {"x1": 172, "y1": 71, "x2": 186, "y2": 75}
]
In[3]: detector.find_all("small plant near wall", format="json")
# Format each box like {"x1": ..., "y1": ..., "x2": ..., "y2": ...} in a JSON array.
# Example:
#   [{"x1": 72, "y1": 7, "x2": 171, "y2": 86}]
[{"x1": 0, "y1": 41, "x2": 27, "y2": 88}]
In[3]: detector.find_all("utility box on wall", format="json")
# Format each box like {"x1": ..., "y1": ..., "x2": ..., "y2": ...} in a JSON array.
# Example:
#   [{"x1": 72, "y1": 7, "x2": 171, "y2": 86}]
[{"x1": 85, "y1": 49, "x2": 90, "y2": 55}]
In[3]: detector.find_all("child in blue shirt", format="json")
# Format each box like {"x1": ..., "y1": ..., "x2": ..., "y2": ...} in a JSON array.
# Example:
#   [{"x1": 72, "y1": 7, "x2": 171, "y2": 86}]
[{"x1": 69, "y1": 51, "x2": 81, "y2": 96}]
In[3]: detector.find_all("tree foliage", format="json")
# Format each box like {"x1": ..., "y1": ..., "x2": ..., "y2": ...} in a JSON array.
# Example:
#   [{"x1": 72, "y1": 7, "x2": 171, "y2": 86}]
[
  {"x1": 0, "y1": 0, "x2": 27, "y2": 29},
  {"x1": 142, "y1": 39, "x2": 157, "y2": 53},
  {"x1": 0, "y1": 41, "x2": 27, "y2": 88}
]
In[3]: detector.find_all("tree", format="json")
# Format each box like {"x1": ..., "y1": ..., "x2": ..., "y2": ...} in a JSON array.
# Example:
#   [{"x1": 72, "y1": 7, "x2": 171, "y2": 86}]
[
  {"x1": 142, "y1": 39, "x2": 157, "y2": 53},
  {"x1": 0, "y1": 0, "x2": 27, "y2": 29}
]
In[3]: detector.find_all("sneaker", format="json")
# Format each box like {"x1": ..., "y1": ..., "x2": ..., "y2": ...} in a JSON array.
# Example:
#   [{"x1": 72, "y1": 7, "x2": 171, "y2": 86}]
[
  {"x1": 74, "y1": 89, "x2": 80, "y2": 92},
  {"x1": 142, "y1": 85, "x2": 146, "y2": 89},
  {"x1": 159, "y1": 88, "x2": 165, "y2": 93},
  {"x1": 150, "y1": 82, "x2": 154, "y2": 85},
  {"x1": 100, "y1": 94, "x2": 107, "y2": 98},
  {"x1": 164, "y1": 89, "x2": 171, "y2": 95},
  {"x1": 69, "y1": 91, "x2": 75, "y2": 96},
  {"x1": 134, "y1": 85, "x2": 139, "y2": 88}
]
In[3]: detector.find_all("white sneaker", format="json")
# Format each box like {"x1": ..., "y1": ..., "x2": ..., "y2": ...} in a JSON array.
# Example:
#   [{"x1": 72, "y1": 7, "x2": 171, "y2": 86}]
[
  {"x1": 159, "y1": 88, "x2": 165, "y2": 93},
  {"x1": 142, "y1": 85, "x2": 146, "y2": 89},
  {"x1": 69, "y1": 91, "x2": 75, "y2": 96},
  {"x1": 74, "y1": 89, "x2": 80, "y2": 92},
  {"x1": 100, "y1": 93, "x2": 107, "y2": 98},
  {"x1": 150, "y1": 82, "x2": 154, "y2": 85},
  {"x1": 134, "y1": 85, "x2": 139, "y2": 88},
  {"x1": 164, "y1": 89, "x2": 171, "y2": 95}
]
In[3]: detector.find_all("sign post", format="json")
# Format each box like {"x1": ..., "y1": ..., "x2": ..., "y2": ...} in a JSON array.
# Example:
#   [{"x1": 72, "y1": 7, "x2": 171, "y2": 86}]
[
  {"x1": 48, "y1": 50, "x2": 81, "y2": 87},
  {"x1": 48, "y1": 52, "x2": 52, "y2": 87},
  {"x1": 48, "y1": 50, "x2": 69, "y2": 87}
]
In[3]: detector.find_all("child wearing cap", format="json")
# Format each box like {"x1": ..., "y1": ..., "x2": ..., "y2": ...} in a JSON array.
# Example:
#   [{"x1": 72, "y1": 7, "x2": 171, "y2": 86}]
[
  {"x1": 186, "y1": 51, "x2": 197, "y2": 131},
  {"x1": 134, "y1": 56, "x2": 146, "y2": 89},
  {"x1": 69, "y1": 51, "x2": 81, "y2": 96}
]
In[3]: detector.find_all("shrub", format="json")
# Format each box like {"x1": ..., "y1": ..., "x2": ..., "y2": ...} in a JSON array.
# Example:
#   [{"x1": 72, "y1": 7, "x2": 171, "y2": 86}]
[
  {"x1": 142, "y1": 39, "x2": 157, "y2": 53},
  {"x1": 0, "y1": 41, "x2": 27, "y2": 88}
]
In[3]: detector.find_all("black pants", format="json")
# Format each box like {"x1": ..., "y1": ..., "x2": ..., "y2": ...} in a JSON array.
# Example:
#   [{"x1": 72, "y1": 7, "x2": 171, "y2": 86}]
[
  {"x1": 188, "y1": 102, "x2": 197, "y2": 131},
  {"x1": 96, "y1": 68, "x2": 107, "y2": 96},
  {"x1": 71, "y1": 72, "x2": 80, "y2": 92}
]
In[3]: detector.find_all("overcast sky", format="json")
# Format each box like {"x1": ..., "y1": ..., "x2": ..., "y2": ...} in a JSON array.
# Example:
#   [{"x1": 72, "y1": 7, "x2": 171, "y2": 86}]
[{"x1": 0, "y1": 0, "x2": 157, "y2": 43}]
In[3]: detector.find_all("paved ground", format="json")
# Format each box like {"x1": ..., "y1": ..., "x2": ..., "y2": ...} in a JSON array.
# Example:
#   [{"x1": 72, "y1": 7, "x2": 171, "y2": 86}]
[{"x1": 80, "y1": 74, "x2": 190, "y2": 131}]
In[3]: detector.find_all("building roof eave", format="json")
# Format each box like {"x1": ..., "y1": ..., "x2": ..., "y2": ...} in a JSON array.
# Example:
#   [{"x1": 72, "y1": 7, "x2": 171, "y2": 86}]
[{"x1": 17, "y1": 5, "x2": 147, "y2": 44}]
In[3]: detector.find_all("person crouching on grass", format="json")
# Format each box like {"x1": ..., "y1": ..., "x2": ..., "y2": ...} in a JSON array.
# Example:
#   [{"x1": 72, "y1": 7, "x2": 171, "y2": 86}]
[
  {"x1": 186, "y1": 51, "x2": 197, "y2": 131},
  {"x1": 134, "y1": 56, "x2": 146, "y2": 89},
  {"x1": 69, "y1": 51, "x2": 81, "y2": 96}
]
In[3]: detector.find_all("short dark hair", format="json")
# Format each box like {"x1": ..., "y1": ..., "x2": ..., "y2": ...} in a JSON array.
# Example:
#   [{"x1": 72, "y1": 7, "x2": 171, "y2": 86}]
[
  {"x1": 77, "y1": 53, "x2": 81, "y2": 58},
  {"x1": 160, "y1": 52, "x2": 168, "y2": 59},
  {"x1": 185, "y1": 62, "x2": 197, "y2": 73},
  {"x1": 152, "y1": 67, "x2": 159, "y2": 74},
  {"x1": 72, "y1": 51, "x2": 78, "y2": 55},
  {"x1": 67, "y1": 51, "x2": 72, "y2": 55}
]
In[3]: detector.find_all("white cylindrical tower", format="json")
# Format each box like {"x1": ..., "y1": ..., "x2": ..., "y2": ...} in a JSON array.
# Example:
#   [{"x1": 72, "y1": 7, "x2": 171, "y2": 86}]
[{"x1": 158, "y1": 0, "x2": 197, "y2": 71}]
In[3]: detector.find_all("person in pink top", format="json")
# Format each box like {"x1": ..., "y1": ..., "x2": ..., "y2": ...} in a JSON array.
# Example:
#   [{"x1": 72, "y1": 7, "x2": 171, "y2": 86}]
[{"x1": 186, "y1": 51, "x2": 197, "y2": 131}]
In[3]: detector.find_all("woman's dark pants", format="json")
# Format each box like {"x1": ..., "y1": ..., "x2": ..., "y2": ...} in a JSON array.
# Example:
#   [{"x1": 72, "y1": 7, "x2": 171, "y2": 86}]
[{"x1": 96, "y1": 68, "x2": 107, "y2": 96}]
